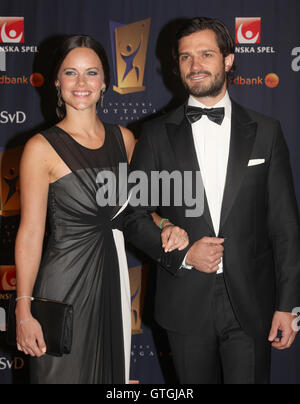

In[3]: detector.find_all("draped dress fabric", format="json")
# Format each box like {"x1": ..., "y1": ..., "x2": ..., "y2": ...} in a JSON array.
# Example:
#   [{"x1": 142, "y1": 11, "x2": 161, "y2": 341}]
[{"x1": 30, "y1": 123, "x2": 131, "y2": 384}]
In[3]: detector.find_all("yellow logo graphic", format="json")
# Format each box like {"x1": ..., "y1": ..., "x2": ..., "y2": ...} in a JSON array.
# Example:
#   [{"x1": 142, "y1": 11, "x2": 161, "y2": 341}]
[
  {"x1": 0, "y1": 146, "x2": 23, "y2": 217},
  {"x1": 129, "y1": 264, "x2": 148, "y2": 335},
  {"x1": 111, "y1": 18, "x2": 151, "y2": 95}
]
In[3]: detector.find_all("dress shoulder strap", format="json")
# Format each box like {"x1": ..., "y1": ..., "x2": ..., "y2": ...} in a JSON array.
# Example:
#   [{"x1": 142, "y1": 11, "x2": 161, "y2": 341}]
[
  {"x1": 104, "y1": 123, "x2": 128, "y2": 164},
  {"x1": 40, "y1": 126, "x2": 101, "y2": 200},
  {"x1": 40, "y1": 126, "x2": 87, "y2": 172}
]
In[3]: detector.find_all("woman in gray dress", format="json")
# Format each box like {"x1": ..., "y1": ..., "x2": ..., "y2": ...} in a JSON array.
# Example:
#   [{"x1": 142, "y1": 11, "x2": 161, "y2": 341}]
[{"x1": 14, "y1": 35, "x2": 189, "y2": 384}]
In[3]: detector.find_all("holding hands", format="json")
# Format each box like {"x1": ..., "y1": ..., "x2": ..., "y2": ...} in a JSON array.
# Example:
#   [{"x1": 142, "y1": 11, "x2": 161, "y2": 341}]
[
  {"x1": 185, "y1": 237, "x2": 224, "y2": 273},
  {"x1": 161, "y1": 220, "x2": 190, "y2": 252},
  {"x1": 159, "y1": 217, "x2": 224, "y2": 274}
]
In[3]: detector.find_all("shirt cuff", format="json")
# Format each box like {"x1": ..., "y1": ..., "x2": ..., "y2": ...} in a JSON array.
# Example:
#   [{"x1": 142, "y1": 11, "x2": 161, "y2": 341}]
[{"x1": 181, "y1": 253, "x2": 193, "y2": 270}]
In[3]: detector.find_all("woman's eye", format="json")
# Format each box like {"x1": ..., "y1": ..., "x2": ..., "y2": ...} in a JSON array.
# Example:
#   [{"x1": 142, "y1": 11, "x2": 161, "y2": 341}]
[
  {"x1": 65, "y1": 71, "x2": 76, "y2": 76},
  {"x1": 88, "y1": 71, "x2": 99, "y2": 76}
]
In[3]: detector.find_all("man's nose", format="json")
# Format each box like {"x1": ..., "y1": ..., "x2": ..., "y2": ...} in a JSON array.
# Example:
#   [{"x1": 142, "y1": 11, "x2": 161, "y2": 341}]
[{"x1": 191, "y1": 56, "x2": 203, "y2": 72}]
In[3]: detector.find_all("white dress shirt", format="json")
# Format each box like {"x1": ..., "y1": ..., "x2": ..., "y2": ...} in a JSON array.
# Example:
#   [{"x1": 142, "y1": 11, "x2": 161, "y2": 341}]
[{"x1": 184, "y1": 91, "x2": 232, "y2": 274}]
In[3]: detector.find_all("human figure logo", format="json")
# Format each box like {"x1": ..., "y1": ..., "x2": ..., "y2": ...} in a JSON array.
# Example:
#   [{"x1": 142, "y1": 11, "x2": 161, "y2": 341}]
[
  {"x1": 0, "y1": 147, "x2": 23, "y2": 217},
  {"x1": 130, "y1": 266, "x2": 145, "y2": 335},
  {"x1": 110, "y1": 19, "x2": 151, "y2": 94}
]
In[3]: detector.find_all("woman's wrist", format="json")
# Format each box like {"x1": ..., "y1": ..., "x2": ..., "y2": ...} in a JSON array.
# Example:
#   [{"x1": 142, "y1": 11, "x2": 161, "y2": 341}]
[
  {"x1": 162, "y1": 222, "x2": 174, "y2": 230},
  {"x1": 160, "y1": 218, "x2": 174, "y2": 230},
  {"x1": 16, "y1": 309, "x2": 32, "y2": 323},
  {"x1": 15, "y1": 296, "x2": 34, "y2": 302},
  {"x1": 15, "y1": 299, "x2": 32, "y2": 316}
]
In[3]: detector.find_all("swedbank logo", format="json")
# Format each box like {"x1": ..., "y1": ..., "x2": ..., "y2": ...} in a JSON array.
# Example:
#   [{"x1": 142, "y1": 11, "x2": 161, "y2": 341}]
[
  {"x1": 110, "y1": 18, "x2": 151, "y2": 95},
  {"x1": 233, "y1": 73, "x2": 279, "y2": 88},
  {"x1": 0, "y1": 72, "x2": 44, "y2": 87}
]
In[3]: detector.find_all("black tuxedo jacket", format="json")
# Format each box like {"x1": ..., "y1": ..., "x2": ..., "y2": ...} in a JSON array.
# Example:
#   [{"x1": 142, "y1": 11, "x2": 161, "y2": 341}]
[{"x1": 124, "y1": 100, "x2": 300, "y2": 337}]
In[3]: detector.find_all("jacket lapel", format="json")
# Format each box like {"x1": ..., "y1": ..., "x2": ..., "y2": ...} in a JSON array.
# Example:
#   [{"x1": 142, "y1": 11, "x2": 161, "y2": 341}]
[
  {"x1": 165, "y1": 106, "x2": 215, "y2": 234},
  {"x1": 219, "y1": 101, "x2": 258, "y2": 233}
]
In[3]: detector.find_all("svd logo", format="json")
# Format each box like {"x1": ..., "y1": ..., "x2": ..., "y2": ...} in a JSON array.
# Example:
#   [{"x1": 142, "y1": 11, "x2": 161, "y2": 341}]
[
  {"x1": 0, "y1": 17, "x2": 24, "y2": 43},
  {"x1": 236, "y1": 17, "x2": 261, "y2": 44},
  {"x1": 110, "y1": 18, "x2": 151, "y2": 94}
]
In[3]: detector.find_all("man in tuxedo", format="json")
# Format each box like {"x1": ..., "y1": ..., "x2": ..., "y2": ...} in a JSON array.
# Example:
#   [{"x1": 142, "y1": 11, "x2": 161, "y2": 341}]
[{"x1": 124, "y1": 17, "x2": 300, "y2": 384}]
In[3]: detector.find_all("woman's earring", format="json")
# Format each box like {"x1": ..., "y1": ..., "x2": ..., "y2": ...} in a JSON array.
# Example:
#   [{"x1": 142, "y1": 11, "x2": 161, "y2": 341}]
[
  {"x1": 56, "y1": 86, "x2": 63, "y2": 108},
  {"x1": 100, "y1": 89, "x2": 105, "y2": 108}
]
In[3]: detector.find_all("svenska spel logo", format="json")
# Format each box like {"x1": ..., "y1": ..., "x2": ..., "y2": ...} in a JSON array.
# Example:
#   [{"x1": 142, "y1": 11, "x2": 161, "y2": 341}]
[
  {"x1": 0, "y1": 17, "x2": 24, "y2": 43},
  {"x1": 235, "y1": 17, "x2": 261, "y2": 44}
]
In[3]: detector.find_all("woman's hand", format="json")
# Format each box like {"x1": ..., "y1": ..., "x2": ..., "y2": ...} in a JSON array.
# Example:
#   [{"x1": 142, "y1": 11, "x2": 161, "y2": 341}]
[
  {"x1": 16, "y1": 315, "x2": 47, "y2": 357},
  {"x1": 161, "y1": 223, "x2": 189, "y2": 253}
]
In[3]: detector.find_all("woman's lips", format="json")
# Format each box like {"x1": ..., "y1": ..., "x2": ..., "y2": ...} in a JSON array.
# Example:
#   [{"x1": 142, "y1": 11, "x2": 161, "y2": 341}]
[{"x1": 72, "y1": 91, "x2": 92, "y2": 97}]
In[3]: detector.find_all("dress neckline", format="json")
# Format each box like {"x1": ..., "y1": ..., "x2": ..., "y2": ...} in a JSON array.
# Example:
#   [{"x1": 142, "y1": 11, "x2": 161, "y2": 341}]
[{"x1": 54, "y1": 123, "x2": 107, "y2": 152}]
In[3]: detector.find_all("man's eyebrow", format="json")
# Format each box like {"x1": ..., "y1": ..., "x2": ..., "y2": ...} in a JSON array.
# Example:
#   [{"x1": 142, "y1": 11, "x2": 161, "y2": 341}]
[
  {"x1": 178, "y1": 48, "x2": 218, "y2": 56},
  {"x1": 200, "y1": 49, "x2": 218, "y2": 53}
]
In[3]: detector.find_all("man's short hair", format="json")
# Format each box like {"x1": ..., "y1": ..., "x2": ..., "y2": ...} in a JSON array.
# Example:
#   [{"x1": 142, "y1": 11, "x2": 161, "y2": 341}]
[{"x1": 173, "y1": 17, "x2": 236, "y2": 82}]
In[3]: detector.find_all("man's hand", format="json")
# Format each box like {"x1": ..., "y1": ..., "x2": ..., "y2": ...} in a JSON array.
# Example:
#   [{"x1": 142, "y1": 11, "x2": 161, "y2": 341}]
[
  {"x1": 185, "y1": 237, "x2": 224, "y2": 273},
  {"x1": 268, "y1": 311, "x2": 298, "y2": 350}
]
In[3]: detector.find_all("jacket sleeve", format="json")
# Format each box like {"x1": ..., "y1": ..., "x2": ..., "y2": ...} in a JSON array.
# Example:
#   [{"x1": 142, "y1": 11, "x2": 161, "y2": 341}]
[
  {"x1": 267, "y1": 121, "x2": 300, "y2": 312},
  {"x1": 123, "y1": 123, "x2": 190, "y2": 276}
]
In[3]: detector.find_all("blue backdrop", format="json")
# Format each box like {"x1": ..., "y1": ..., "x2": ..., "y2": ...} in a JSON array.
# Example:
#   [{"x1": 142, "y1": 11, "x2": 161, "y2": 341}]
[{"x1": 0, "y1": 0, "x2": 300, "y2": 384}]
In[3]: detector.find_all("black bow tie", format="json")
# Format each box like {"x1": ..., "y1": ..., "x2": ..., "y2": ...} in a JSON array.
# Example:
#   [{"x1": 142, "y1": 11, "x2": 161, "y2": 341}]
[{"x1": 185, "y1": 105, "x2": 225, "y2": 126}]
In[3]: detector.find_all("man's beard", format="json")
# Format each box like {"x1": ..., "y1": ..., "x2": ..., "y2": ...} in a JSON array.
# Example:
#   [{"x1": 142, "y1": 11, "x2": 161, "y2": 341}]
[{"x1": 182, "y1": 69, "x2": 226, "y2": 98}]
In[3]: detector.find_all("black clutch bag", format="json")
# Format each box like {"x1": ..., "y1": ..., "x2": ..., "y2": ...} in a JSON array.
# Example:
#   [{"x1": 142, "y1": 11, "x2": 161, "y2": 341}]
[{"x1": 7, "y1": 295, "x2": 74, "y2": 357}]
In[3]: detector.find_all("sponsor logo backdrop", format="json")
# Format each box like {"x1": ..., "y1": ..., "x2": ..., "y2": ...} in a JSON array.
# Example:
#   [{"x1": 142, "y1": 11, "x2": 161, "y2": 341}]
[{"x1": 0, "y1": 0, "x2": 300, "y2": 384}]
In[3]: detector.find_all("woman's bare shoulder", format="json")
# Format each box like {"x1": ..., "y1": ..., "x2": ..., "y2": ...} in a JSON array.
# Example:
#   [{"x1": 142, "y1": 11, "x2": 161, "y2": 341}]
[
  {"x1": 21, "y1": 133, "x2": 56, "y2": 172},
  {"x1": 23, "y1": 133, "x2": 54, "y2": 157}
]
